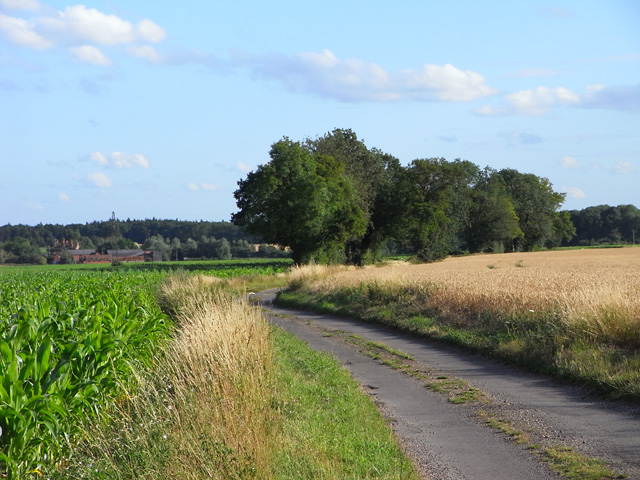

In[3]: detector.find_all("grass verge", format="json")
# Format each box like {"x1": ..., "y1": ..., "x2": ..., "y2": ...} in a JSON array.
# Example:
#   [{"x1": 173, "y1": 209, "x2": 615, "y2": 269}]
[{"x1": 53, "y1": 272, "x2": 418, "y2": 479}]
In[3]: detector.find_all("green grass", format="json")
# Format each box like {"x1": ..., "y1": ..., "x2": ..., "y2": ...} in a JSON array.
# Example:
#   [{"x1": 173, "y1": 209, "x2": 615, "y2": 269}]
[{"x1": 270, "y1": 327, "x2": 419, "y2": 479}]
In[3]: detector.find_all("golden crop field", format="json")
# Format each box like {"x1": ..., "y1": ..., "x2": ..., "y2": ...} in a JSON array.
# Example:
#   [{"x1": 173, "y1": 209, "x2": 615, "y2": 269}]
[{"x1": 314, "y1": 248, "x2": 640, "y2": 348}]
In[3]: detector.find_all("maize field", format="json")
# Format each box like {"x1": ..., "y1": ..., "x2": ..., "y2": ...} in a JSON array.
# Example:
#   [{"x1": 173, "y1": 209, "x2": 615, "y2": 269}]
[{"x1": 0, "y1": 269, "x2": 171, "y2": 478}]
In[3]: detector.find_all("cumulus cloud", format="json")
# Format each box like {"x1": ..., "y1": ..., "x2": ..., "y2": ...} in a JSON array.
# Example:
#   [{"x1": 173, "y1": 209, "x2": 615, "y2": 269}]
[
  {"x1": 187, "y1": 182, "x2": 220, "y2": 191},
  {"x1": 87, "y1": 172, "x2": 112, "y2": 187},
  {"x1": 36, "y1": 5, "x2": 165, "y2": 46},
  {"x1": 560, "y1": 156, "x2": 581, "y2": 169},
  {"x1": 58, "y1": 192, "x2": 71, "y2": 203},
  {"x1": 0, "y1": 4, "x2": 166, "y2": 65},
  {"x1": 563, "y1": 187, "x2": 586, "y2": 199},
  {"x1": 70, "y1": 45, "x2": 110, "y2": 66},
  {"x1": 89, "y1": 151, "x2": 150, "y2": 168},
  {"x1": 506, "y1": 86, "x2": 580, "y2": 115},
  {"x1": 0, "y1": 13, "x2": 51, "y2": 48},
  {"x1": 477, "y1": 83, "x2": 640, "y2": 116},
  {"x1": 246, "y1": 49, "x2": 497, "y2": 103}
]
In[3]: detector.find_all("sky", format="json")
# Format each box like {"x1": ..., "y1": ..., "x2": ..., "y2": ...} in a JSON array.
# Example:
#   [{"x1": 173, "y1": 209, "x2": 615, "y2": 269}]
[{"x1": 1, "y1": 0, "x2": 639, "y2": 226}]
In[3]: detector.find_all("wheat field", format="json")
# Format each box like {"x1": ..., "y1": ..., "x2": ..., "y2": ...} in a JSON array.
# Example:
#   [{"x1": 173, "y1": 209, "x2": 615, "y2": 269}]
[{"x1": 303, "y1": 248, "x2": 640, "y2": 348}]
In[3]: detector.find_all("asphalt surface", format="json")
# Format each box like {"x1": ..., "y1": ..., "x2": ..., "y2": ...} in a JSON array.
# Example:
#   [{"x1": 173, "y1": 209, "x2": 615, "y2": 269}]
[{"x1": 254, "y1": 289, "x2": 640, "y2": 480}]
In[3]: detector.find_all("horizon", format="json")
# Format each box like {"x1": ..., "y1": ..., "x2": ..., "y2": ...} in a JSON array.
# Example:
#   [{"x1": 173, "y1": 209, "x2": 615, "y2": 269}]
[{"x1": 2, "y1": 1, "x2": 638, "y2": 226}]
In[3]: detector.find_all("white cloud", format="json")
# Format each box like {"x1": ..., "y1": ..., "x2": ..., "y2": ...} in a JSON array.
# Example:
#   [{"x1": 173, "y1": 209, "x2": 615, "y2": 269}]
[
  {"x1": 187, "y1": 182, "x2": 220, "y2": 191},
  {"x1": 89, "y1": 151, "x2": 108, "y2": 165},
  {"x1": 0, "y1": 13, "x2": 51, "y2": 48},
  {"x1": 560, "y1": 156, "x2": 580, "y2": 169},
  {"x1": 37, "y1": 5, "x2": 164, "y2": 46},
  {"x1": 0, "y1": 5, "x2": 166, "y2": 65},
  {"x1": 87, "y1": 172, "x2": 112, "y2": 187},
  {"x1": 563, "y1": 187, "x2": 586, "y2": 199},
  {"x1": 136, "y1": 18, "x2": 166, "y2": 43},
  {"x1": 0, "y1": 0, "x2": 41, "y2": 12},
  {"x1": 89, "y1": 151, "x2": 150, "y2": 168},
  {"x1": 127, "y1": 44, "x2": 163, "y2": 63},
  {"x1": 505, "y1": 86, "x2": 580, "y2": 115},
  {"x1": 110, "y1": 152, "x2": 150, "y2": 168},
  {"x1": 70, "y1": 45, "x2": 110, "y2": 66},
  {"x1": 609, "y1": 161, "x2": 635, "y2": 175},
  {"x1": 248, "y1": 49, "x2": 497, "y2": 103},
  {"x1": 404, "y1": 63, "x2": 497, "y2": 101},
  {"x1": 58, "y1": 192, "x2": 71, "y2": 203},
  {"x1": 478, "y1": 83, "x2": 640, "y2": 116}
]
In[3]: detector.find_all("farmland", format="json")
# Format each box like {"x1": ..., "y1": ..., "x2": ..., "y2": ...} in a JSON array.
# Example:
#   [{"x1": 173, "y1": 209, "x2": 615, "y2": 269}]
[
  {"x1": 0, "y1": 260, "x2": 290, "y2": 478},
  {"x1": 278, "y1": 248, "x2": 640, "y2": 400},
  {"x1": 0, "y1": 258, "x2": 419, "y2": 479}
]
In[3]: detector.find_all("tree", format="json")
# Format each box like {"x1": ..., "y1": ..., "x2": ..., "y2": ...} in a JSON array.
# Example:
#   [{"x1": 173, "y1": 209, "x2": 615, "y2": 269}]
[
  {"x1": 3, "y1": 237, "x2": 45, "y2": 264},
  {"x1": 494, "y1": 169, "x2": 569, "y2": 250},
  {"x1": 232, "y1": 138, "x2": 367, "y2": 265},
  {"x1": 403, "y1": 158, "x2": 478, "y2": 262},
  {"x1": 465, "y1": 168, "x2": 523, "y2": 253},
  {"x1": 306, "y1": 129, "x2": 404, "y2": 265},
  {"x1": 143, "y1": 234, "x2": 171, "y2": 261}
]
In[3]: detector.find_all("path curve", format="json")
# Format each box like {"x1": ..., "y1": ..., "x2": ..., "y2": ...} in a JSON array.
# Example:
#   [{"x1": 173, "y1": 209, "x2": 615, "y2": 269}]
[{"x1": 255, "y1": 289, "x2": 640, "y2": 480}]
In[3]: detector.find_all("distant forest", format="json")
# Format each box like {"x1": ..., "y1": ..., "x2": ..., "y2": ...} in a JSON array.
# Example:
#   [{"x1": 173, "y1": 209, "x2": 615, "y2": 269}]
[
  {"x1": 0, "y1": 219, "x2": 289, "y2": 264},
  {"x1": 0, "y1": 204, "x2": 638, "y2": 265}
]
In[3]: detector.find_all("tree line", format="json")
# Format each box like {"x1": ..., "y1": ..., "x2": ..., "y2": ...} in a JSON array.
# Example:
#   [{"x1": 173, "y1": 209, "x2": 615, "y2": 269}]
[
  {"x1": 2, "y1": 128, "x2": 638, "y2": 265},
  {"x1": 232, "y1": 129, "x2": 578, "y2": 265},
  {"x1": 567, "y1": 204, "x2": 640, "y2": 246},
  {"x1": 0, "y1": 219, "x2": 288, "y2": 264}
]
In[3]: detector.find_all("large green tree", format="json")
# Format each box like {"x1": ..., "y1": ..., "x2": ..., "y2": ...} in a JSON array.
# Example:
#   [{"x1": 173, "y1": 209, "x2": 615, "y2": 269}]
[
  {"x1": 403, "y1": 158, "x2": 478, "y2": 262},
  {"x1": 306, "y1": 128, "x2": 403, "y2": 265},
  {"x1": 494, "y1": 169, "x2": 570, "y2": 250},
  {"x1": 465, "y1": 168, "x2": 523, "y2": 253},
  {"x1": 232, "y1": 138, "x2": 367, "y2": 265}
]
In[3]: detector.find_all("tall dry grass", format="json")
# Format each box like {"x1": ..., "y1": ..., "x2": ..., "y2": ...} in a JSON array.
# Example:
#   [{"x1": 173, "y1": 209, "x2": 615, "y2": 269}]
[{"x1": 66, "y1": 274, "x2": 275, "y2": 479}]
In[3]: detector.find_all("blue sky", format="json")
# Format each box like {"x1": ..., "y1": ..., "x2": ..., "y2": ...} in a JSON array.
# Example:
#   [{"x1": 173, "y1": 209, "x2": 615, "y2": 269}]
[{"x1": 1, "y1": 0, "x2": 638, "y2": 226}]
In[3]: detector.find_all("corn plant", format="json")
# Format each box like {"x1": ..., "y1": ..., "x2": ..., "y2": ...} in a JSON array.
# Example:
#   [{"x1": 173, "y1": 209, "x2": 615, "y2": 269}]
[{"x1": 0, "y1": 270, "x2": 172, "y2": 479}]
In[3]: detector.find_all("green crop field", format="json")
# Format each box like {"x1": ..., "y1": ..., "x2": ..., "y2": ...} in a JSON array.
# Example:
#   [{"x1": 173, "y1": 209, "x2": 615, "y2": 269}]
[{"x1": 0, "y1": 260, "x2": 291, "y2": 478}]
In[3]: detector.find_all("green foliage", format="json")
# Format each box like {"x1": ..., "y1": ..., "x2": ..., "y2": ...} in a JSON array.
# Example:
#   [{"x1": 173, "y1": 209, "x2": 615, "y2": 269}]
[
  {"x1": 494, "y1": 169, "x2": 567, "y2": 251},
  {"x1": 232, "y1": 138, "x2": 367, "y2": 265},
  {"x1": 0, "y1": 269, "x2": 171, "y2": 478},
  {"x1": 568, "y1": 204, "x2": 640, "y2": 246}
]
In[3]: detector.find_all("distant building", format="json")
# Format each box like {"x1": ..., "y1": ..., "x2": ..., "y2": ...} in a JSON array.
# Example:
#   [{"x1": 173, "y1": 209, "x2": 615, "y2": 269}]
[{"x1": 52, "y1": 242, "x2": 160, "y2": 263}]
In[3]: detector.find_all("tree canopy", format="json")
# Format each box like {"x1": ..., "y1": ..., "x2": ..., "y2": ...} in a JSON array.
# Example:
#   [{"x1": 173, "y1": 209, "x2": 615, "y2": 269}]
[{"x1": 232, "y1": 129, "x2": 580, "y2": 265}]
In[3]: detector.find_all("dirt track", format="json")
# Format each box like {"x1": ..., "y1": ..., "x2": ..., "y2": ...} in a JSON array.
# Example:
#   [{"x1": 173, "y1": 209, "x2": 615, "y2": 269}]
[{"x1": 255, "y1": 289, "x2": 640, "y2": 480}]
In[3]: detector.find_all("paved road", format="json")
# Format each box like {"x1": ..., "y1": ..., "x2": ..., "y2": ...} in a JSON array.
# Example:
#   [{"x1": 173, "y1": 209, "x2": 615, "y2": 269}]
[{"x1": 255, "y1": 289, "x2": 640, "y2": 480}]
